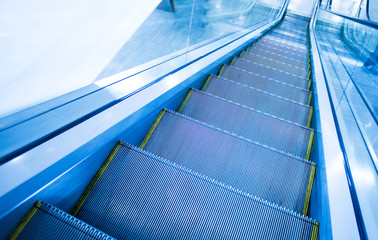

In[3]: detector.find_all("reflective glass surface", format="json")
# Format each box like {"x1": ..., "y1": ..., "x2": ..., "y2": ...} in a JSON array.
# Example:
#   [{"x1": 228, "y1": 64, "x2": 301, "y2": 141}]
[
  {"x1": 314, "y1": 9, "x2": 378, "y2": 238},
  {"x1": 0, "y1": 0, "x2": 285, "y2": 119}
]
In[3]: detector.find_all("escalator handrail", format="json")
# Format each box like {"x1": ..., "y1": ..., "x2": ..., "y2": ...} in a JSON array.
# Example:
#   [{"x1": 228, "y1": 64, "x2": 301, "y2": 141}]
[
  {"x1": 366, "y1": 0, "x2": 371, "y2": 21},
  {"x1": 319, "y1": 7, "x2": 378, "y2": 29}
]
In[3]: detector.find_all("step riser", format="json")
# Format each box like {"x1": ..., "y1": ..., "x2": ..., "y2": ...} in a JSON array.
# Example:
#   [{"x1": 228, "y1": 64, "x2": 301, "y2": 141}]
[
  {"x1": 219, "y1": 67, "x2": 310, "y2": 104},
  {"x1": 180, "y1": 90, "x2": 313, "y2": 158}
]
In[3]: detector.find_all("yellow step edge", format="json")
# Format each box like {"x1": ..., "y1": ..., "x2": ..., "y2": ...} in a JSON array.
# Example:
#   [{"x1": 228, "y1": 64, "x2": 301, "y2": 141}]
[
  {"x1": 140, "y1": 109, "x2": 166, "y2": 149},
  {"x1": 307, "y1": 80, "x2": 312, "y2": 91},
  {"x1": 239, "y1": 51, "x2": 244, "y2": 58},
  {"x1": 217, "y1": 65, "x2": 226, "y2": 77},
  {"x1": 71, "y1": 142, "x2": 123, "y2": 216},
  {"x1": 305, "y1": 130, "x2": 315, "y2": 160},
  {"x1": 307, "y1": 71, "x2": 312, "y2": 80},
  {"x1": 302, "y1": 163, "x2": 316, "y2": 215},
  {"x1": 201, "y1": 75, "x2": 213, "y2": 91},
  {"x1": 177, "y1": 89, "x2": 193, "y2": 113},
  {"x1": 230, "y1": 57, "x2": 236, "y2": 66},
  {"x1": 9, "y1": 201, "x2": 42, "y2": 240},
  {"x1": 308, "y1": 64, "x2": 311, "y2": 71},
  {"x1": 307, "y1": 92, "x2": 313, "y2": 106},
  {"x1": 307, "y1": 107, "x2": 313, "y2": 128},
  {"x1": 311, "y1": 222, "x2": 320, "y2": 240},
  {"x1": 247, "y1": 46, "x2": 251, "y2": 51}
]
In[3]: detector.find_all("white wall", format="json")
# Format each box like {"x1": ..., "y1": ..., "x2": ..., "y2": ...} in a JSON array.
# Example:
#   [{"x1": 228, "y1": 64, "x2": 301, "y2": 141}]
[
  {"x1": 0, "y1": 0, "x2": 160, "y2": 118},
  {"x1": 287, "y1": 0, "x2": 317, "y2": 17}
]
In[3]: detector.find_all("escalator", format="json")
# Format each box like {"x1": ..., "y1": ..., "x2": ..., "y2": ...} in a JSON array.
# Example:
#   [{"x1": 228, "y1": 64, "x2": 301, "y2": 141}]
[{"x1": 9, "y1": 14, "x2": 320, "y2": 240}]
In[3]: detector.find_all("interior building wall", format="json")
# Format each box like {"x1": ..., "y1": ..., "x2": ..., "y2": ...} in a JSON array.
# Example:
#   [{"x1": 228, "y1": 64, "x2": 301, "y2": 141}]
[{"x1": 287, "y1": 0, "x2": 317, "y2": 17}]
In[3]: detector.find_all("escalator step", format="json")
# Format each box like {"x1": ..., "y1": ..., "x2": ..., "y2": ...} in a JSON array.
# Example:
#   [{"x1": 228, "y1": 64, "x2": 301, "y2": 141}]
[
  {"x1": 245, "y1": 48, "x2": 310, "y2": 70},
  {"x1": 72, "y1": 143, "x2": 318, "y2": 239},
  {"x1": 249, "y1": 43, "x2": 309, "y2": 63},
  {"x1": 217, "y1": 67, "x2": 311, "y2": 104},
  {"x1": 141, "y1": 110, "x2": 316, "y2": 213},
  {"x1": 247, "y1": 47, "x2": 310, "y2": 69},
  {"x1": 240, "y1": 51, "x2": 310, "y2": 77},
  {"x1": 231, "y1": 57, "x2": 311, "y2": 86},
  {"x1": 259, "y1": 37, "x2": 308, "y2": 53},
  {"x1": 9, "y1": 202, "x2": 114, "y2": 240},
  {"x1": 268, "y1": 32, "x2": 308, "y2": 45},
  {"x1": 179, "y1": 89, "x2": 314, "y2": 159},
  {"x1": 203, "y1": 76, "x2": 313, "y2": 126},
  {"x1": 254, "y1": 40, "x2": 309, "y2": 58},
  {"x1": 273, "y1": 29, "x2": 307, "y2": 38}
]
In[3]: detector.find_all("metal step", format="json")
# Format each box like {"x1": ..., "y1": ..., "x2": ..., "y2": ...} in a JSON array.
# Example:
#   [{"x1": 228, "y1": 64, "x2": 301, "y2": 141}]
[
  {"x1": 248, "y1": 43, "x2": 309, "y2": 62},
  {"x1": 73, "y1": 143, "x2": 319, "y2": 239},
  {"x1": 215, "y1": 69, "x2": 311, "y2": 104},
  {"x1": 10, "y1": 202, "x2": 114, "y2": 240},
  {"x1": 203, "y1": 76, "x2": 312, "y2": 126},
  {"x1": 273, "y1": 28, "x2": 307, "y2": 38},
  {"x1": 276, "y1": 24, "x2": 308, "y2": 33},
  {"x1": 142, "y1": 110, "x2": 316, "y2": 213},
  {"x1": 179, "y1": 89, "x2": 314, "y2": 159},
  {"x1": 259, "y1": 37, "x2": 308, "y2": 52},
  {"x1": 246, "y1": 48, "x2": 310, "y2": 69},
  {"x1": 269, "y1": 32, "x2": 308, "y2": 45},
  {"x1": 239, "y1": 52, "x2": 309, "y2": 77},
  {"x1": 275, "y1": 27, "x2": 307, "y2": 37},
  {"x1": 230, "y1": 57, "x2": 311, "y2": 87}
]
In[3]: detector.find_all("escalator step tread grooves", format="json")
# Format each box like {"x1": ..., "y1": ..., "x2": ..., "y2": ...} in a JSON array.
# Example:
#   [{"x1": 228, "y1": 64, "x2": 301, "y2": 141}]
[
  {"x1": 10, "y1": 202, "x2": 114, "y2": 240},
  {"x1": 73, "y1": 142, "x2": 318, "y2": 239},
  {"x1": 231, "y1": 57, "x2": 310, "y2": 82},
  {"x1": 203, "y1": 75, "x2": 312, "y2": 125},
  {"x1": 142, "y1": 109, "x2": 316, "y2": 213},
  {"x1": 179, "y1": 88, "x2": 313, "y2": 158},
  {"x1": 218, "y1": 66, "x2": 311, "y2": 103},
  {"x1": 239, "y1": 52, "x2": 310, "y2": 77},
  {"x1": 244, "y1": 49, "x2": 310, "y2": 69}
]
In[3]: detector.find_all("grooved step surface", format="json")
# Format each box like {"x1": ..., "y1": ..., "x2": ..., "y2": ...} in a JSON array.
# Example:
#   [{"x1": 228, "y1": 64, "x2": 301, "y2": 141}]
[
  {"x1": 11, "y1": 202, "x2": 114, "y2": 240},
  {"x1": 274, "y1": 29, "x2": 307, "y2": 38},
  {"x1": 239, "y1": 53, "x2": 309, "y2": 77},
  {"x1": 260, "y1": 37, "x2": 308, "y2": 52},
  {"x1": 74, "y1": 144, "x2": 318, "y2": 239},
  {"x1": 255, "y1": 40, "x2": 309, "y2": 58},
  {"x1": 143, "y1": 110, "x2": 315, "y2": 212},
  {"x1": 246, "y1": 48, "x2": 309, "y2": 69},
  {"x1": 268, "y1": 32, "x2": 308, "y2": 45},
  {"x1": 204, "y1": 75, "x2": 311, "y2": 125},
  {"x1": 180, "y1": 89, "x2": 313, "y2": 158},
  {"x1": 215, "y1": 70, "x2": 310, "y2": 104},
  {"x1": 231, "y1": 58, "x2": 310, "y2": 86}
]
